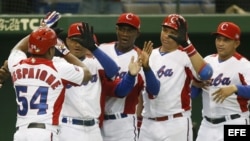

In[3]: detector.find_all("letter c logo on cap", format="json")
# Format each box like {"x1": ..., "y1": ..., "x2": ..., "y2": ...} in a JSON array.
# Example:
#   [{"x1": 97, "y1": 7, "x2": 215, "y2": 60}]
[
  {"x1": 221, "y1": 23, "x2": 229, "y2": 30},
  {"x1": 126, "y1": 14, "x2": 133, "y2": 20},
  {"x1": 170, "y1": 17, "x2": 178, "y2": 24}
]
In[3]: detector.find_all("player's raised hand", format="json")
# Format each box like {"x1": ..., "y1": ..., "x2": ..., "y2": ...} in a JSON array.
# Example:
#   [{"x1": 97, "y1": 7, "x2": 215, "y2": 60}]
[
  {"x1": 71, "y1": 22, "x2": 98, "y2": 52},
  {"x1": 141, "y1": 41, "x2": 153, "y2": 70},
  {"x1": 168, "y1": 18, "x2": 191, "y2": 47},
  {"x1": 128, "y1": 55, "x2": 142, "y2": 76}
]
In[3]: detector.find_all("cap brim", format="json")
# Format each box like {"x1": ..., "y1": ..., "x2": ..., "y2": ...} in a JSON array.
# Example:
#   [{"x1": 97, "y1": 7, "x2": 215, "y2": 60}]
[
  {"x1": 162, "y1": 24, "x2": 177, "y2": 30},
  {"x1": 212, "y1": 32, "x2": 234, "y2": 40},
  {"x1": 68, "y1": 35, "x2": 82, "y2": 40},
  {"x1": 116, "y1": 23, "x2": 138, "y2": 30}
]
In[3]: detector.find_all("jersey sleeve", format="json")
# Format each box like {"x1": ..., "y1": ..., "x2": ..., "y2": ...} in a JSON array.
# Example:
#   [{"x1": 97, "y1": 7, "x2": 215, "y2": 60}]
[
  {"x1": 8, "y1": 50, "x2": 27, "y2": 73},
  {"x1": 55, "y1": 61, "x2": 84, "y2": 86}
]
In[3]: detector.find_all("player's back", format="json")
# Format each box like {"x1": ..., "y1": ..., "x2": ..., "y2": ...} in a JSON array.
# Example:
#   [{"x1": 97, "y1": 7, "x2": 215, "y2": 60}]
[{"x1": 11, "y1": 57, "x2": 84, "y2": 126}]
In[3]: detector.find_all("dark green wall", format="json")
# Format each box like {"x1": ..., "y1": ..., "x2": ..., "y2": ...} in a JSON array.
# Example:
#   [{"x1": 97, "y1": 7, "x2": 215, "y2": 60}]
[{"x1": 1, "y1": 14, "x2": 250, "y2": 141}]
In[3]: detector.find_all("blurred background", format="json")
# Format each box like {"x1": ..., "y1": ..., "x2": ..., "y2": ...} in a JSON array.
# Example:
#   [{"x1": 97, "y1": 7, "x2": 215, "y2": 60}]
[{"x1": 0, "y1": 0, "x2": 250, "y2": 15}]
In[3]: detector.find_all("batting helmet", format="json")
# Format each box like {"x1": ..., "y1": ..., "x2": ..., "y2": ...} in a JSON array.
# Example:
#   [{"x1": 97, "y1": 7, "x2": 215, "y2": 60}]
[
  {"x1": 28, "y1": 27, "x2": 57, "y2": 55},
  {"x1": 161, "y1": 14, "x2": 186, "y2": 30}
]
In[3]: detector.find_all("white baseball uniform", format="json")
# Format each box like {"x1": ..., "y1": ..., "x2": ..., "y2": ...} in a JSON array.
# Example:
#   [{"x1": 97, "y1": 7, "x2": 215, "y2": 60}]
[
  {"x1": 8, "y1": 49, "x2": 84, "y2": 141},
  {"x1": 98, "y1": 42, "x2": 144, "y2": 141},
  {"x1": 138, "y1": 47, "x2": 196, "y2": 141},
  {"x1": 55, "y1": 56, "x2": 104, "y2": 141},
  {"x1": 196, "y1": 53, "x2": 250, "y2": 141}
]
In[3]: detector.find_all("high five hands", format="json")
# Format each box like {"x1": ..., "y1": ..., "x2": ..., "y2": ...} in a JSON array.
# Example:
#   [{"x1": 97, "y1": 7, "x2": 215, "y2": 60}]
[{"x1": 128, "y1": 41, "x2": 154, "y2": 76}]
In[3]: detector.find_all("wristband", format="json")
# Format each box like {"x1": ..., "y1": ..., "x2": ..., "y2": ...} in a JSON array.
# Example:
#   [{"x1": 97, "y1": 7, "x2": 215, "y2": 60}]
[
  {"x1": 183, "y1": 44, "x2": 197, "y2": 57},
  {"x1": 55, "y1": 39, "x2": 70, "y2": 56}
]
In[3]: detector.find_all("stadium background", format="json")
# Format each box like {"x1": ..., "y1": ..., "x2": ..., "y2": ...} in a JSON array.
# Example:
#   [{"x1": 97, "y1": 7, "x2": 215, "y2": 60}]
[{"x1": 1, "y1": 0, "x2": 250, "y2": 141}]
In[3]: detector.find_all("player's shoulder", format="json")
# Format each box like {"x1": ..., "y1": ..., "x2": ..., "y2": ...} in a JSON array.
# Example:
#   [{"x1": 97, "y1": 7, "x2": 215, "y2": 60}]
[
  {"x1": 204, "y1": 53, "x2": 218, "y2": 60},
  {"x1": 52, "y1": 56, "x2": 65, "y2": 62},
  {"x1": 233, "y1": 52, "x2": 249, "y2": 62},
  {"x1": 83, "y1": 56, "x2": 98, "y2": 64},
  {"x1": 99, "y1": 41, "x2": 116, "y2": 47}
]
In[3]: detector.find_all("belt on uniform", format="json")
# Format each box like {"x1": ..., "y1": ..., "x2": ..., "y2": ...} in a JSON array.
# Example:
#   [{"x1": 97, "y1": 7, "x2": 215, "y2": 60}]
[
  {"x1": 204, "y1": 114, "x2": 241, "y2": 124},
  {"x1": 104, "y1": 113, "x2": 128, "y2": 120},
  {"x1": 62, "y1": 117, "x2": 95, "y2": 126},
  {"x1": 148, "y1": 113, "x2": 183, "y2": 121},
  {"x1": 16, "y1": 123, "x2": 46, "y2": 131}
]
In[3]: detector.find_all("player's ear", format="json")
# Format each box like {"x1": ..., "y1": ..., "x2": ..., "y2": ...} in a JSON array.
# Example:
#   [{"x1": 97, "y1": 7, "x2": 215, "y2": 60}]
[
  {"x1": 234, "y1": 40, "x2": 240, "y2": 49},
  {"x1": 65, "y1": 37, "x2": 70, "y2": 45},
  {"x1": 136, "y1": 31, "x2": 141, "y2": 38}
]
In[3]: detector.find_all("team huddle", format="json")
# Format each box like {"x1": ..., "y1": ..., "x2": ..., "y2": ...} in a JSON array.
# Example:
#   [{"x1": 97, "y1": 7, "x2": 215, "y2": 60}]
[{"x1": 0, "y1": 10, "x2": 249, "y2": 141}]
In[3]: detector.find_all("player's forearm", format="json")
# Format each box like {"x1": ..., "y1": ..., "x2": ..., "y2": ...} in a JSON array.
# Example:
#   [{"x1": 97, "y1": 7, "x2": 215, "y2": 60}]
[
  {"x1": 189, "y1": 52, "x2": 205, "y2": 73},
  {"x1": 191, "y1": 85, "x2": 202, "y2": 99},
  {"x1": 236, "y1": 85, "x2": 250, "y2": 98},
  {"x1": 189, "y1": 52, "x2": 213, "y2": 80},
  {"x1": 11, "y1": 35, "x2": 30, "y2": 53},
  {"x1": 144, "y1": 68, "x2": 160, "y2": 96},
  {"x1": 92, "y1": 48, "x2": 119, "y2": 78},
  {"x1": 114, "y1": 72, "x2": 135, "y2": 98},
  {"x1": 63, "y1": 53, "x2": 92, "y2": 82},
  {"x1": 136, "y1": 94, "x2": 143, "y2": 117}
]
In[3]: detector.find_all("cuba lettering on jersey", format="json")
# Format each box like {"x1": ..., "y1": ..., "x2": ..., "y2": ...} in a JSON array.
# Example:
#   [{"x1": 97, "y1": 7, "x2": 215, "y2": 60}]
[
  {"x1": 202, "y1": 53, "x2": 250, "y2": 117},
  {"x1": 142, "y1": 48, "x2": 195, "y2": 117}
]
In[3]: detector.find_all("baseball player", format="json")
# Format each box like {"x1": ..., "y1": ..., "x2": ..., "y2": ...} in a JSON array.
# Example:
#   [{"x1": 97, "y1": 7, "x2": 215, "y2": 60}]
[
  {"x1": 57, "y1": 21, "x2": 140, "y2": 141},
  {"x1": 192, "y1": 22, "x2": 250, "y2": 141},
  {"x1": 98, "y1": 13, "x2": 160, "y2": 141},
  {"x1": 138, "y1": 14, "x2": 213, "y2": 141},
  {"x1": 7, "y1": 25, "x2": 92, "y2": 141}
]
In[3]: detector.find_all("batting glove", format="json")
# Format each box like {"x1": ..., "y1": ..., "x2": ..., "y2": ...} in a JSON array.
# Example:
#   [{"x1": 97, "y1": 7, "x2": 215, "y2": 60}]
[
  {"x1": 168, "y1": 18, "x2": 190, "y2": 47},
  {"x1": 71, "y1": 22, "x2": 98, "y2": 52},
  {"x1": 42, "y1": 11, "x2": 64, "y2": 35},
  {"x1": 42, "y1": 11, "x2": 61, "y2": 28},
  {"x1": 55, "y1": 38, "x2": 70, "y2": 56},
  {"x1": 168, "y1": 18, "x2": 197, "y2": 57}
]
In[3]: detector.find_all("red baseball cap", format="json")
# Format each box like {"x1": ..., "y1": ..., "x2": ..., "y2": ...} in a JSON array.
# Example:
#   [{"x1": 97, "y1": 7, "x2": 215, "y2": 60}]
[
  {"x1": 67, "y1": 22, "x2": 99, "y2": 44},
  {"x1": 213, "y1": 22, "x2": 241, "y2": 40},
  {"x1": 161, "y1": 14, "x2": 186, "y2": 30},
  {"x1": 116, "y1": 13, "x2": 140, "y2": 30},
  {"x1": 67, "y1": 22, "x2": 82, "y2": 38}
]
